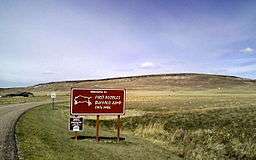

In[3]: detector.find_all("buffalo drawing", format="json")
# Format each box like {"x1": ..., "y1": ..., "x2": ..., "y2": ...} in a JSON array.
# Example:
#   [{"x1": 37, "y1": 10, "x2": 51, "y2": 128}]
[{"x1": 74, "y1": 95, "x2": 92, "y2": 106}]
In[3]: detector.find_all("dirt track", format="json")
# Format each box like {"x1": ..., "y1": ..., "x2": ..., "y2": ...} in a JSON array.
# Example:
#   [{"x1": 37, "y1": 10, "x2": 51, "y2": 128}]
[{"x1": 0, "y1": 102, "x2": 47, "y2": 160}]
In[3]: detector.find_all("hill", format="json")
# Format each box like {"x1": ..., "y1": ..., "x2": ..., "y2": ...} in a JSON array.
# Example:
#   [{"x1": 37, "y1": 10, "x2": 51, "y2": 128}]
[
  {"x1": 14, "y1": 73, "x2": 256, "y2": 159},
  {"x1": 1, "y1": 73, "x2": 256, "y2": 94}
]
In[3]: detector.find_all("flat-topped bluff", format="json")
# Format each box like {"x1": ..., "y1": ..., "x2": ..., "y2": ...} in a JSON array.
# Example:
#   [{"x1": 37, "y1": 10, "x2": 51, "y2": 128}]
[{"x1": 1, "y1": 73, "x2": 256, "y2": 93}]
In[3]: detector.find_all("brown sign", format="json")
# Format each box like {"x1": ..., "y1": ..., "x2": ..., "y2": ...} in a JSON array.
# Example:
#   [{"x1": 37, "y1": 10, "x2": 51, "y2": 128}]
[{"x1": 70, "y1": 88, "x2": 125, "y2": 115}]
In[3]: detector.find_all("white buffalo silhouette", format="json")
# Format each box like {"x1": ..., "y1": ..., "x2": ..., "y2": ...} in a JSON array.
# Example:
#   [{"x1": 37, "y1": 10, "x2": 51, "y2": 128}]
[{"x1": 74, "y1": 95, "x2": 92, "y2": 106}]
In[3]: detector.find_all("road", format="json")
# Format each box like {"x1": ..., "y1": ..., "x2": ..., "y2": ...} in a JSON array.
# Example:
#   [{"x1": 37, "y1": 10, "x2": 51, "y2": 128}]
[{"x1": 0, "y1": 102, "x2": 47, "y2": 160}]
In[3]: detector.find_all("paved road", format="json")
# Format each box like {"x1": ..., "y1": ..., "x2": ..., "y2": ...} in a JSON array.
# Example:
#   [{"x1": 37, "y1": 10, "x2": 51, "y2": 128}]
[{"x1": 0, "y1": 102, "x2": 47, "y2": 160}]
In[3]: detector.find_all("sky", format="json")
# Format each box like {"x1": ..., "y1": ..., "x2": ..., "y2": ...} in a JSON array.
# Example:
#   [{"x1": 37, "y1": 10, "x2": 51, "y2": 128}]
[{"x1": 0, "y1": 0, "x2": 256, "y2": 87}]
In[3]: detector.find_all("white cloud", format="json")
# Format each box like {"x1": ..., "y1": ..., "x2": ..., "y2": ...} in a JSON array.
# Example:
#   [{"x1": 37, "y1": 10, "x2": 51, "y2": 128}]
[
  {"x1": 240, "y1": 47, "x2": 254, "y2": 53},
  {"x1": 140, "y1": 62, "x2": 155, "y2": 68}
]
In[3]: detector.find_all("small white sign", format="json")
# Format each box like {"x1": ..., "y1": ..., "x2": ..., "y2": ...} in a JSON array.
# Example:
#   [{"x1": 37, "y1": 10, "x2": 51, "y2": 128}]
[{"x1": 50, "y1": 92, "x2": 56, "y2": 99}]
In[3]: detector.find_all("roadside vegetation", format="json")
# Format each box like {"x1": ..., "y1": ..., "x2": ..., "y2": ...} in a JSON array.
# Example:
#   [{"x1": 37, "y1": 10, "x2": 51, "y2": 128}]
[
  {"x1": 16, "y1": 102, "x2": 180, "y2": 160},
  {"x1": 0, "y1": 92, "x2": 69, "y2": 106},
  {"x1": 16, "y1": 88, "x2": 256, "y2": 160}
]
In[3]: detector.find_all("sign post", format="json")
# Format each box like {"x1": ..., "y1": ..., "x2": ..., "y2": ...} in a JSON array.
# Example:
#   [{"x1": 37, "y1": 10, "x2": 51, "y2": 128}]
[
  {"x1": 69, "y1": 116, "x2": 83, "y2": 140},
  {"x1": 117, "y1": 115, "x2": 121, "y2": 142},
  {"x1": 75, "y1": 131, "x2": 78, "y2": 141},
  {"x1": 70, "y1": 88, "x2": 126, "y2": 142},
  {"x1": 50, "y1": 92, "x2": 56, "y2": 110},
  {"x1": 96, "y1": 115, "x2": 100, "y2": 142}
]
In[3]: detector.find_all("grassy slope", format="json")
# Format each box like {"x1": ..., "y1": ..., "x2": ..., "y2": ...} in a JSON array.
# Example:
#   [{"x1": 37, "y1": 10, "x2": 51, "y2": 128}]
[
  {"x1": 0, "y1": 95, "x2": 69, "y2": 106},
  {"x1": 1, "y1": 73, "x2": 255, "y2": 105},
  {"x1": 16, "y1": 103, "x2": 181, "y2": 160},
  {"x1": 16, "y1": 89, "x2": 256, "y2": 159},
  {"x1": 1, "y1": 73, "x2": 256, "y2": 93},
  {"x1": 12, "y1": 74, "x2": 256, "y2": 159}
]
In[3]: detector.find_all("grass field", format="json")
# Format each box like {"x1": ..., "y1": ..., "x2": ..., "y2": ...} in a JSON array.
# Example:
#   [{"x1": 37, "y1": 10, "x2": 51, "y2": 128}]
[
  {"x1": 16, "y1": 102, "x2": 181, "y2": 160},
  {"x1": 16, "y1": 89, "x2": 256, "y2": 160},
  {"x1": 0, "y1": 92, "x2": 69, "y2": 106}
]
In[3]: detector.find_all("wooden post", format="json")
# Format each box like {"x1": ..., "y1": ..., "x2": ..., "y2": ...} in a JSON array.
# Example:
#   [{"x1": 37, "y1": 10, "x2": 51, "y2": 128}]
[
  {"x1": 75, "y1": 131, "x2": 78, "y2": 141},
  {"x1": 117, "y1": 115, "x2": 121, "y2": 142},
  {"x1": 96, "y1": 115, "x2": 100, "y2": 142},
  {"x1": 52, "y1": 98, "x2": 54, "y2": 110}
]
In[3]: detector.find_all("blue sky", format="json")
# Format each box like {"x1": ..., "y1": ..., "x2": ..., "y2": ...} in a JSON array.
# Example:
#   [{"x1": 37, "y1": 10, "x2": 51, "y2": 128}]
[{"x1": 0, "y1": 0, "x2": 256, "y2": 87}]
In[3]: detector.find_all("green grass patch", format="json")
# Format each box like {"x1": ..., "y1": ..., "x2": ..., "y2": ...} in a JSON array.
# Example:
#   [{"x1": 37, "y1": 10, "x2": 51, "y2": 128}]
[
  {"x1": 16, "y1": 90, "x2": 256, "y2": 159},
  {"x1": 16, "y1": 103, "x2": 180, "y2": 160}
]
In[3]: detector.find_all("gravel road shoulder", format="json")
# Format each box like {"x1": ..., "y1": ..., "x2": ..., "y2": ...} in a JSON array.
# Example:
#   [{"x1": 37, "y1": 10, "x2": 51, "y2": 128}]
[{"x1": 0, "y1": 102, "x2": 48, "y2": 160}]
